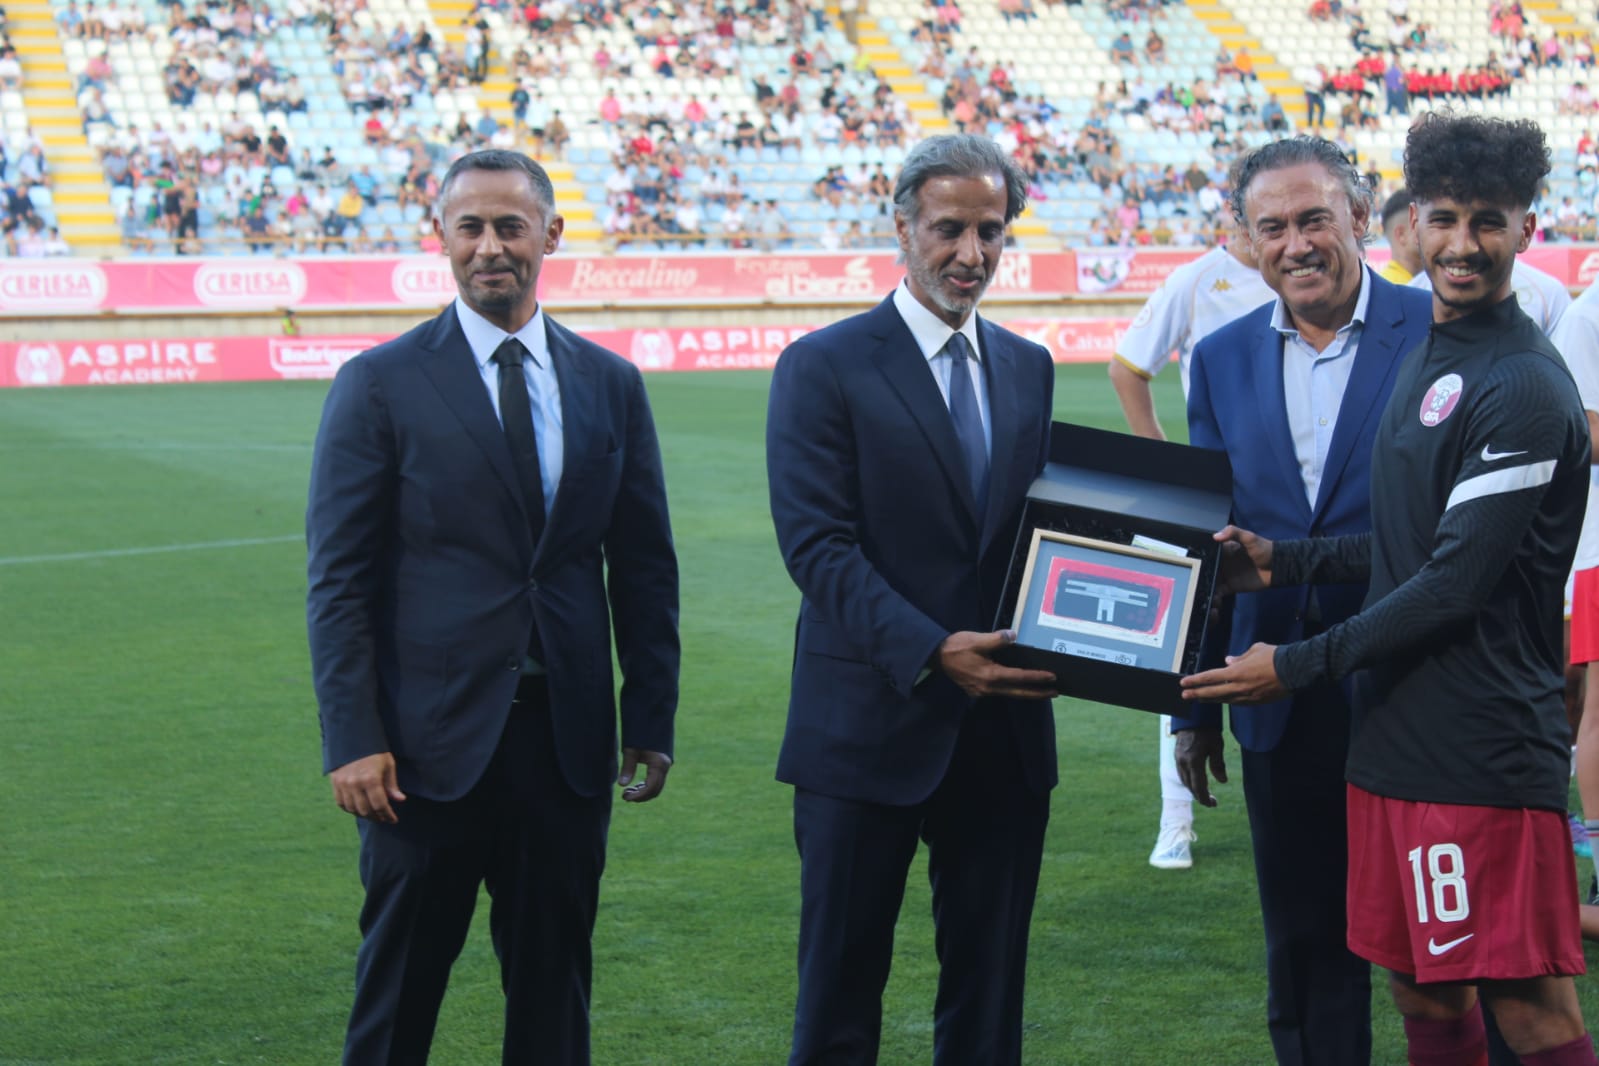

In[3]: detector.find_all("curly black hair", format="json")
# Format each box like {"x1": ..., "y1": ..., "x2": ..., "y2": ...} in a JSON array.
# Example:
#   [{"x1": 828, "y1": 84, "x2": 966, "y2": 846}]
[{"x1": 1402, "y1": 111, "x2": 1550, "y2": 209}]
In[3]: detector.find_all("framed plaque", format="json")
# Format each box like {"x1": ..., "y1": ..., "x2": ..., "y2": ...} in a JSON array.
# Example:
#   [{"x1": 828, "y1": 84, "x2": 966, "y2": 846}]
[
  {"x1": 991, "y1": 421, "x2": 1232, "y2": 715},
  {"x1": 1010, "y1": 530, "x2": 1201, "y2": 674}
]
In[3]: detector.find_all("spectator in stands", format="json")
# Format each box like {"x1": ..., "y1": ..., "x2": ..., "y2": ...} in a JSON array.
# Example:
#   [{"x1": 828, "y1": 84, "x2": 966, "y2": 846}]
[
  {"x1": 57, "y1": 0, "x2": 82, "y2": 36},
  {"x1": 119, "y1": 198, "x2": 152, "y2": 253},
  {"x1": 77, "y1": 49, "x2": 113, "y2": 94},
  {"x1": 15, "y1": 217, "x2": 47, "y2": 257},
  {"x1": 544, "y1": 110, "x2": 569, "y2": 159},
  {"x1": 100, "y1": 142, "x2": 133, "y2": 187},
  {"x1": 1382, "y1": 53, "x2": 1408, "y2": 114},
  {"x1": 1565, "y1": 81, "x2": 1599, "y2": 115},
  {"x1": 720, "y1": 195, "x2": 745, "y2": 248},
  {"x1": 16, "y1": 144, "x2": 47, "y2": 190},
  {"x1": 1554, "y1": 195, "x2": 1587, "y2": 240},
  {"x1": 173, "y1": 181, "x2": 199, "y2": 252},
  {"x1": 463, "y1": 15, "x2": 488, "y2": 82},
  {"x1": 334, "y1": 179, "x2": 364, "y2": 231},
  {"x1": 1234, "y1": 45, "x2": 1256, "y2": 79},
  {"x1": 80, "y1": 87, "x2": 115, "y2": 134},
  {"x1": 1111, "y1": 31, "x2": 1135, "y2": 64},
  {"x1": 674, "y1": 195, "x2": 702, "y2": 246},
  {"x1": 242, "y1": 202, "x2": 272, "y2": 252},
  {"x1": 0, "y1": 43, "x2": 20, "y2": 91},
  {"x1": 290, "y1": 195, "x2": 321, "y2": 252},
  {"x1": 1260, "y1": 94, "x2": 1287, "y2": 132},
  {"x1": 348, "y1": 164, "x2": 379, "y2": 207},
  {"x1": 754, "y1": 199, "x2": 784, "y2": 251},
  {"x1": 1145, "y1": 28, "x2": 1166, "y2": 64},
  {"x1": 998, "y1": 0, "x2": 1035, "y2": 22}
]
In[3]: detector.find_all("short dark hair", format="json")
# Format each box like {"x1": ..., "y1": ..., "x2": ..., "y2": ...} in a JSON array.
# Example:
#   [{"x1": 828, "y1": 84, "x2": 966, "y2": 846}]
[
  {"x1": 1229, "y1": 135, "x2": 1371, "y2": 229},
  {"x1": 1403, "y1": 111, "x2": 1549, "y2": 210},
  {"x1": 435, "y1": 149, "x2": 555, "y2": 219},
  {"x1": 892, "y1": 134, "x2": 1029, "y2": 224},
  {"x1": 1380, "y1": 188, "x2": 1413, "y2": 229}
]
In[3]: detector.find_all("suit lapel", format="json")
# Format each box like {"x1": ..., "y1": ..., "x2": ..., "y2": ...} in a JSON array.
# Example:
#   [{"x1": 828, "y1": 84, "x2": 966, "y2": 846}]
[
  {"x1": 417, "y1": 305, "x2": 526, "y2": 511},
  {"x1": 870, "y1": 300, "x2": 982, "y2": 525},
  {"x1": 1312, "y1": 282, "x2": 1406, "y2": 520},
  {"x1": 543, "y1": 315, "x2": 600, "y2": 550},
  {"x1": 977, "y1": 318, "x2": 1019, "y2": 551},
  {"x1": 1252, "y1": 323, "x2": 1314, "y2": 525}
]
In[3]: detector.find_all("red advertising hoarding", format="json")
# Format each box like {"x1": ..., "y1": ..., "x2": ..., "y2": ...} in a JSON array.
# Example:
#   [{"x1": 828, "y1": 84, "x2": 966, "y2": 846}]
[
  {"x1": 0, "y1": 251, "x2": 1075, "y2": 314},
  {"x1": 1, "y1": 245, "x2": 1591, "y2": 317},
  {"x1": 0, "y1": 318, "x2": 1136, "y2": 387}
]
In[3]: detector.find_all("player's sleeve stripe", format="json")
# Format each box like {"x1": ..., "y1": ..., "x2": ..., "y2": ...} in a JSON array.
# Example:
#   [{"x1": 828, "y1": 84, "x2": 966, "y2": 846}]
[
  {"x1": 1444, "y1": 460, "x2": 1557, "y2": 511},
  {"x1": 1112, "y1": 353, "x2": 1153, "y2": 379}
]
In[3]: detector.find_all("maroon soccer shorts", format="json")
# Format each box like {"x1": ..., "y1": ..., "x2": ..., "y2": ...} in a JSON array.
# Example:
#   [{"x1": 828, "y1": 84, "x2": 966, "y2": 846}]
[{"x1": 1345, "y1": 783, "x2": 1585, "y2": 983}]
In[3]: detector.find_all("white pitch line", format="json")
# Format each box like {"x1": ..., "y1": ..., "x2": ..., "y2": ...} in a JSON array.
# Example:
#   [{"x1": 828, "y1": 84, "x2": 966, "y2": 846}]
[{"x1": 0, "y1": 534, "x2": 302, "y2": 566}]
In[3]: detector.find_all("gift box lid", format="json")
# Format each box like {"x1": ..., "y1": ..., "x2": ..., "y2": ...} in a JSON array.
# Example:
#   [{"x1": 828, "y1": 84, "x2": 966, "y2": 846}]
[{"x1": 1025, "y1": 422, "x2": 1231, "y2": 533}]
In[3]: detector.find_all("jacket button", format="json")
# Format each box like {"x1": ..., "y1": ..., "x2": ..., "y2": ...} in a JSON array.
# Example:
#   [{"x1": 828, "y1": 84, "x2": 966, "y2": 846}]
[
  {"x1": 506, "y1": 657, "x2": 520, "y2": 672},
  {"x1": 528, "y1": 579, "x2": 539, "y2": 591}
]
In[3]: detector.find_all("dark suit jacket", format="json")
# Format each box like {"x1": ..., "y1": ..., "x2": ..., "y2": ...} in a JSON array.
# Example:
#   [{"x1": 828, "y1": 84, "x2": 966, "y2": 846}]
[
  {"x1": 306, "y1": 304, "x2": 679, "y2": 802},
  {"x1": 767, "y1": 295, "x2": 1058, "y2": 806},
  {"x1": 1171, "y1": 269, "x2": 1431, "y2": 752}
]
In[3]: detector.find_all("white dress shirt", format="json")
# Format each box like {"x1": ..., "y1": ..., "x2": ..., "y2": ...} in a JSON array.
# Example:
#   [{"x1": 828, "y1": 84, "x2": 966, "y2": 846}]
[
  {"x1": 456, "y1": 296, "x2": 565, "y2": 516},
  {"x1": 892, "y1": 279, "x2": 992, "y2": 458}
]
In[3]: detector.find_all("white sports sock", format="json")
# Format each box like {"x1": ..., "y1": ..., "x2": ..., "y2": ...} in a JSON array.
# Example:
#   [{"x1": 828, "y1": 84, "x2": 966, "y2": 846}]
[
  {"x1": 1158, "y1": 714, "x2": 1194, "y2": 803},
  {"x1": 1162, "y1": 797, "x2": 1193, "y2": 831}
]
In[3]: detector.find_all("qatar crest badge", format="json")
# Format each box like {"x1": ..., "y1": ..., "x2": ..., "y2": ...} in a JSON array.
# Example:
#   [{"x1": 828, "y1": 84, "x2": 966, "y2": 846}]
[{"x1": 1419, "y1": 373, "x2": 1464, "y2": 427}]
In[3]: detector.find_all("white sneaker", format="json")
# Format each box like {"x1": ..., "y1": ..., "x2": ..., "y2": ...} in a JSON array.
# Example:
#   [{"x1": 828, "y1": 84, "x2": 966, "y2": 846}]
[{"x1": 1148, "y1": 824, "x2": 1197, "y2": 869}]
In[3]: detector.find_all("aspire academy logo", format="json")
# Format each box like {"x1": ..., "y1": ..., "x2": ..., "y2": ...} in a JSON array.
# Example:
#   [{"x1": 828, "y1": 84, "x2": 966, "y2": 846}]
[{"x1": 12, "y1": 343, "x2": 64, "y2": 386}]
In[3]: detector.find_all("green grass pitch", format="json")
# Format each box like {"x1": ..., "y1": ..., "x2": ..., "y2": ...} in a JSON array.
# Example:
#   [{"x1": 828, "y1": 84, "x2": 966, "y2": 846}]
[{"x1": 2, "y1": 364, "x2": 1592, "y2": 1064}]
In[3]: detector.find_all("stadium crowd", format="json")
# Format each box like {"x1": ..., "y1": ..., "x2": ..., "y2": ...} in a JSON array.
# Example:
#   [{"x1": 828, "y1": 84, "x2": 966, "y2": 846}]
[{"x1": 0, "y1": 0, "x2": 1588, "y2": 255}]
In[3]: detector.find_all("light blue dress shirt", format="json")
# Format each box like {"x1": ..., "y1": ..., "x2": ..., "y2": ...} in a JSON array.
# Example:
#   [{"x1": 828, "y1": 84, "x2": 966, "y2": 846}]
[{"x1": 1273, "y1": 266, "x2": 1372, "y2": 508}]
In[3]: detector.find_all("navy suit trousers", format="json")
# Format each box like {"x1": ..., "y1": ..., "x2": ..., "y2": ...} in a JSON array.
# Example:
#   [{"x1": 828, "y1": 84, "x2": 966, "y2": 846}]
[
  {"x1": 343, "y1": 681, "x2": 612, "y2": 1065},
  {"x1": 788, "y1": 705, "x2": 1049, "y2": 1066}
]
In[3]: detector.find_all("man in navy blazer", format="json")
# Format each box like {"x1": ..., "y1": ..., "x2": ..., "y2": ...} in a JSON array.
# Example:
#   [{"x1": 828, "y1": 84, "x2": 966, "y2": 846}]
[
  {"x1": 1171, "y1": 137, "x2": 1432, "y2": 1065},
  {"x1": 767, "y1": 134, "x2": 1061, "y2": 1066},
  {"x1": 306, "y1": 150, "x2": 678, "y2": 1065}
]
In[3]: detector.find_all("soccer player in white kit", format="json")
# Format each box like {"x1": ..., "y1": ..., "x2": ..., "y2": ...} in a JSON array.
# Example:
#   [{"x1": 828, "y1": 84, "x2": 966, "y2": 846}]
[
  {"x1": 1109, "y1": 227, "x2": 1273, "y2": 869},
  {"x1": 1553, "y1": 281, "x2": 1599, "y2": 900}
]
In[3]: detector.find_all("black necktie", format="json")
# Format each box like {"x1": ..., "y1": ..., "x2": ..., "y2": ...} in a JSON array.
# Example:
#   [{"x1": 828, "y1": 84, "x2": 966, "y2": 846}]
[
  {"x1": 944, "y1": 331, "x2": 989, "y2": 512},
  {"x1": 491, "y1": 336, "x2": 546, "y2": 542}
]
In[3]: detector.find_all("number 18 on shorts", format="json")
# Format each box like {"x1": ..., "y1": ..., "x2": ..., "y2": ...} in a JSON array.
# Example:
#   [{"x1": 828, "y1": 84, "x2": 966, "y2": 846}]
[{"x1": 1345, "y1": 783, "x2": 1585, "y2": 983}]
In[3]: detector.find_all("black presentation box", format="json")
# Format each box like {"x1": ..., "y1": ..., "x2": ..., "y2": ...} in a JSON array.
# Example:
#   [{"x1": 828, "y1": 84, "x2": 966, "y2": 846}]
[{"x1": 993, "y1": 421, "x2": 1233, "y2": 715}]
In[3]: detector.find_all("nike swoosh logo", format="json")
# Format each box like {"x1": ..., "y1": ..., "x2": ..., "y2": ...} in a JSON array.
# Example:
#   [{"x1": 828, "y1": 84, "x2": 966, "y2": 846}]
[
  {"x1": 1482, "y1": 446, "x2": 1528, "y2": 462},
  {"x1": 1427, "y1": 933, "x2": 1475, "y2": 956}
]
